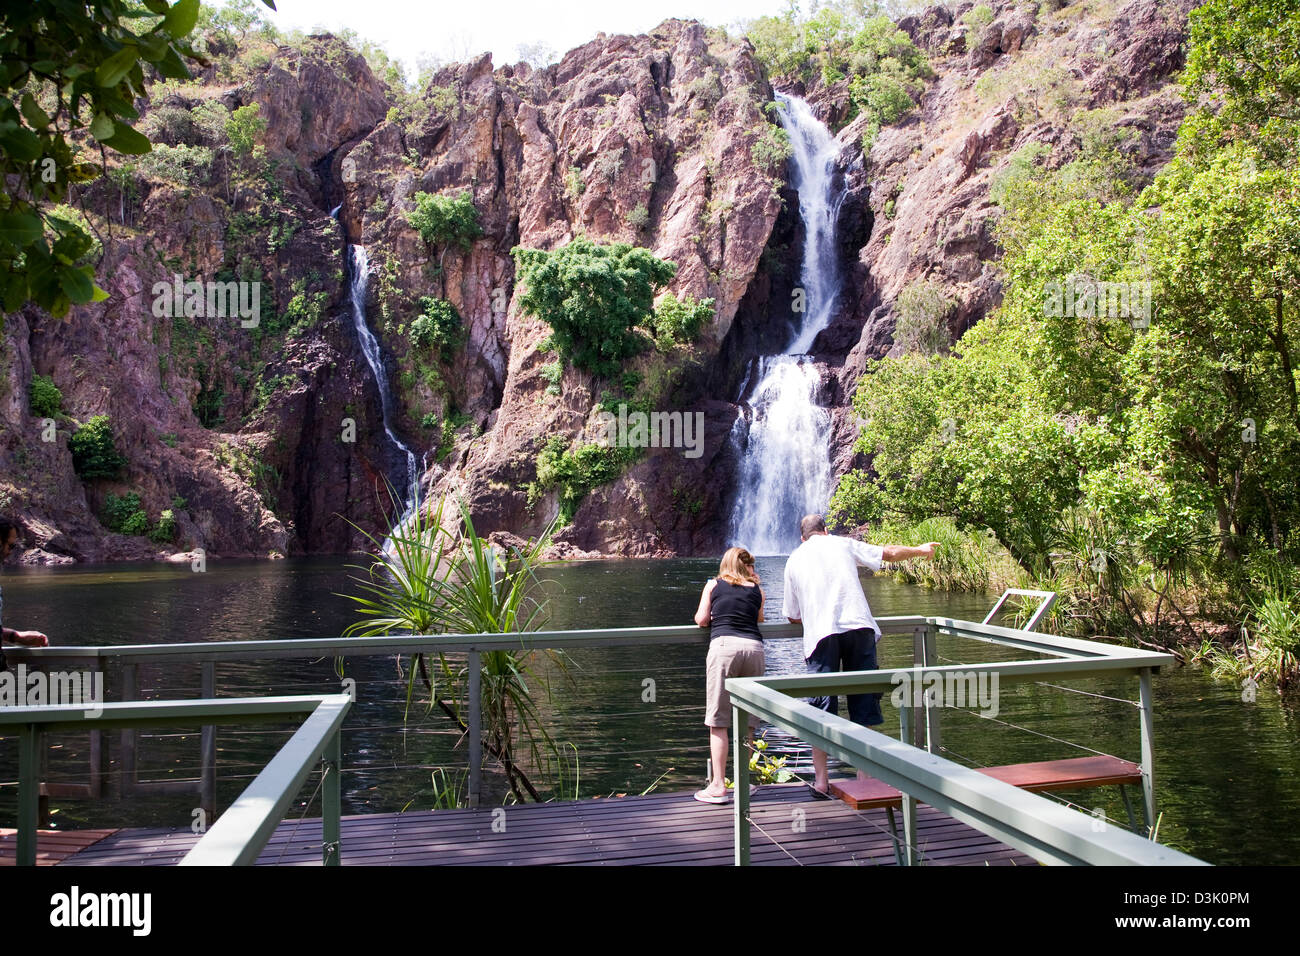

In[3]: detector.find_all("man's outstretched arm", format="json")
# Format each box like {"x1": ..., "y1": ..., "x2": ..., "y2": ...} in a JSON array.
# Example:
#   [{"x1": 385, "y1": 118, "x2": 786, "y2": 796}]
[
  {"x1": 880, "y1": 542, "x2": 940, "y2": 563},
  {"x1": 2, "y1": 626, "x2": 48, "y2": 646}
]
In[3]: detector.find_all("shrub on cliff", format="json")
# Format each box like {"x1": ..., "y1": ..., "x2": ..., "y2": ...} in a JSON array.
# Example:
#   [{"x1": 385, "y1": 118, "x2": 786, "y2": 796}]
[
  {"x1": 69, "y1": 416, "x2": 126, "y2": 481},
  {"x1": 746, "y1": 2, "x2": 929, "y2": 89},
  {"x1": 225, "y1": 103, "x2": 267, "y2": 157},
  {"x1": 149, "y1": 509, "x2": 177, "y2": 544},
  {"x1": 29, "y1": 375, "x2": 62, "y2": 418},
  {"x1": 102, "y1": 492, "x2": 148, "y2": 536},
  {"x1": 410, "y1": 297, "x2": 465, "y2": 362},
  {"x1": 649, "y1": 293, "x2": 714, "y2": 350},
  {"x1": 511, "y1": 237, "x2": 677, "y2": 377},
  {"x1": 406, "y1": 191, "x2": 482, "y2": 250},
  {"x1": 530, "y1": 435, "x2": 637, "y2": 524}
]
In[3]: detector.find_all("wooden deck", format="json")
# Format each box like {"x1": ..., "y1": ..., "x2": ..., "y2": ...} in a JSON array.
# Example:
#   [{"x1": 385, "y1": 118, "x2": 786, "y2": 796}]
[
  {"x1": 57, "y1": 785, "x2": 1036, "y2": 866},
  {"x1": 0, "y1": 827, "x2": 118, "y2": 865}
]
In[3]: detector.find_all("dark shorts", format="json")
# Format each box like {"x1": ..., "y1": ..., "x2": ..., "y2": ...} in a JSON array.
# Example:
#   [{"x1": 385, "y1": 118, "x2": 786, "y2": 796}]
[{"x1": 805, "y1": 627, "x2": 883, "y2": 727}]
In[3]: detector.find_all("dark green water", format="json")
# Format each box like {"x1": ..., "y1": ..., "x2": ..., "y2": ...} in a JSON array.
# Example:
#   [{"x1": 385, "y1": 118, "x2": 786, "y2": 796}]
[{"x1": 0, "y1": 555, "x2": 1295, "y2": 864}]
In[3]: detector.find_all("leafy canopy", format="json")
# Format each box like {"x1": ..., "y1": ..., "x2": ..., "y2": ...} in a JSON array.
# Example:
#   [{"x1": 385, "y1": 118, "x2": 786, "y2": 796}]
[
  {"x1": 406, "y1": 190, "x2": 482, "y2": 249},
  {"x1": 511, "y1": 236, "x2": 678, "y2": 377},
  {"x1": 832, "y1": 0, "x2": 1300, "y2": 581},
  {"x1": 0, "y1": 0, "x2": 275, "y2": 318}
]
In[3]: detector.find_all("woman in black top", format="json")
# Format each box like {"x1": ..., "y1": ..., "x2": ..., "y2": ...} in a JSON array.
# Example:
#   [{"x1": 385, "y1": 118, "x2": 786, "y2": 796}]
[{"x1": 692, "y1": 547, "x2": 765, "y2": 804}]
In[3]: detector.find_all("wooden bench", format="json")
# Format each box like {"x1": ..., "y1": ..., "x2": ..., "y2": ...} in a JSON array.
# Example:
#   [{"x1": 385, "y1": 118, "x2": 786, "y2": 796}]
[{"x1": 829, "y1": 755, "x2": 1144, "y2": 861}]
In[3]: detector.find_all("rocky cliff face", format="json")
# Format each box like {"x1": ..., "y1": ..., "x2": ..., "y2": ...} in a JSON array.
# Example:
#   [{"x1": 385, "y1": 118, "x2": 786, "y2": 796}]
[{"x1": 0, "y1": 1, "x2": 1199, "y2": 564}]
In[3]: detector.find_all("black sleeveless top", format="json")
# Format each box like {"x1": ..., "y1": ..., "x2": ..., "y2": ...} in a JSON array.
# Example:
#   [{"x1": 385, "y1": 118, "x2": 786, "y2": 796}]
[{"x1": 709, "y1": 578, "x2": 763, "y2": 642}]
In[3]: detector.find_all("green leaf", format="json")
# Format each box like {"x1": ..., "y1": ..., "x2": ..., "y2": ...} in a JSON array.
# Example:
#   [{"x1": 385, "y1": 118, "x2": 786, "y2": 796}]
[
  {"x1": 0, "y1": 211, "x2": 44, "y2": 248},
  {"x1": 155, "y1": 44, "x2": 191, "y2": 80},
  {"x1": 90, "y1": 113, "x2": 116, "y2": 141},
  {"x1": 90, "y1": 284, "x2": 110, "y2": 303},
  {"x1": 3, "y1": 275, "x2": 28, "y2": 313},
  {"x1": 102, "y1": 124, "x2": 152, "y2": 155},
  {"x1": 20, "y1": 93, "x2": 50, "y2": 130},
  {"x1": 96, "y1": 45, "x2": 138, "y2": 88},
  {"x1": 57, "y1": 264, "x2": 95, "y2": 304},
  {"x1": 161, "y1": 0, "x2": 201, "y2": 39},
  {"x1": 0, "y1": 126, "x2": 42, "y2": 162},
  {"x1": 141, "y1": 0, "x2": 170, "y2": 13}
]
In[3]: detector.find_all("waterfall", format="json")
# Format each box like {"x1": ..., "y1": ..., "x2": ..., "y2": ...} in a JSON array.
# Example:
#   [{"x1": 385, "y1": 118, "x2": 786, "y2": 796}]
[
  {"x1": 347, "y1": 245, "x2": 420, "y2": 535},
  {"x1": 728, "y1": 94, "x2": 845, "y2": 555}
]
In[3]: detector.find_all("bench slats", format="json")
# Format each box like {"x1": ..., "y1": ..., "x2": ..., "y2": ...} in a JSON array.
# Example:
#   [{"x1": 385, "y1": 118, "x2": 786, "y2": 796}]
[{"x1": 829, "y1": 755, "x2": 1142, "y2": 810}]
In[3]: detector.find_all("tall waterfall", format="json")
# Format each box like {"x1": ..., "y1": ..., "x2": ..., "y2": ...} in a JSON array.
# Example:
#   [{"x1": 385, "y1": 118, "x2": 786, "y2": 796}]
[
  {"x1": 728, "y1": 94, "x2": 846, "y2": 555},
  {"x1": 347, "y1": 245, "x2": 420, "y2": 528}
]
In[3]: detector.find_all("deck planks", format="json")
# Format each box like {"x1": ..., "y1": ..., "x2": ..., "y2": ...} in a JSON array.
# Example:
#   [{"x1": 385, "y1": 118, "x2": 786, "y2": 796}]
[
  {"x1": 59, "y1": 785, "x2": 1038, "y2": 866},
  {"x1": 0, "y1": 827, "x2": 118, "y2": 866}
]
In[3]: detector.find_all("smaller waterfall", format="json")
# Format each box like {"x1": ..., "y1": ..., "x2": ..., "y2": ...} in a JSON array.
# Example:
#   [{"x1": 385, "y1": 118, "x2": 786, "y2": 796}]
[{"x1": 347, "y1": 245, "x2": 420, "y2": 530}]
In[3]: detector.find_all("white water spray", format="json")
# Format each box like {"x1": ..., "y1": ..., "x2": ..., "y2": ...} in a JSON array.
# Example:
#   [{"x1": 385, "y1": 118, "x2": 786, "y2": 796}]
[{"x1": 728, "y1": 94, "x2": 846, "y2": 555}]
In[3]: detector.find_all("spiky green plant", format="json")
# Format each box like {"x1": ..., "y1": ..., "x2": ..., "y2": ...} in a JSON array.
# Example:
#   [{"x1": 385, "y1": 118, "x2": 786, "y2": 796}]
[{"x1": 340, "y1": 487, "x2": 574, "y2": 803}]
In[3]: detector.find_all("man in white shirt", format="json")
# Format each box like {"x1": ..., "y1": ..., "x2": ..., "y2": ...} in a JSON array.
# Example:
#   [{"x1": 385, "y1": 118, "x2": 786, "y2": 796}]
[{"x1": 783, "y1": 514, "x2": 938, "y2": 796}]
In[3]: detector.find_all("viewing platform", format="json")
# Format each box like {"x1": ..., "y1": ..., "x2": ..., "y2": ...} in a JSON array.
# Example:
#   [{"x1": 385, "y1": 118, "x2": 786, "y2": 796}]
[{"x1": 1, "y1": 597, "x2": 1209, "y2": 867}]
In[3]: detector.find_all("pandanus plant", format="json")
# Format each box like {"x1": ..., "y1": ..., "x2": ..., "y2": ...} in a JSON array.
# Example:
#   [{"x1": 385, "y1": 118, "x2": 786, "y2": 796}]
[{"x1": 341, "y1": 488, "x2": 573, "y2": 804}]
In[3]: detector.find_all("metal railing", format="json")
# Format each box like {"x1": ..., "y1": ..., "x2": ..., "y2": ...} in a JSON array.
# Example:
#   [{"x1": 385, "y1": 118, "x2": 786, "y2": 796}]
[
  {"x1": 2, "y1": 620, "x2": 827, "y2": 811},
  {"x1": 726, "y1": 616, "x2": 1205, "y2": 865},
  {"x1": 4, "y1": 609, "x2": 1141, "y2": 816},
  {"x1": 3, "y1": 601, "x2": 1201, "y2": 865},
  {"x1": 0, "y1": 694, "x2": 349, "y2": 866}
]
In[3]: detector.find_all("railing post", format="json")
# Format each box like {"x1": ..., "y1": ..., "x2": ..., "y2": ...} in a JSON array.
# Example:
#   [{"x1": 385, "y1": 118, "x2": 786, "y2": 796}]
[
  {"x1": 1139, "y1": 667, "x2": 1157, "y2": 830},
  {"x1": 89, "y1": 660, "x2": 104, "y2": 799},
  {"x1": 200, "y1": 662, "x2": 217, "y2": 823},
  {"x1": 17, "y1": 725, "x2": 41, "y2": 866},
  {"x1": 120, "y1": 662, "x2": 137, "y2": 796},
  {"x1": 467, "y1": 649, "x2": 481, "y2": 808},
  {"x1": 909, "y1": 627, "x2": 925, "y2": 748},
  {"x1": 898, "y1": 704, "x2": 917, "y2": 866},
  {"x1": 733, "y1": 704, "x2": 751, "y2": 866},
  {"x1": 322, "y1": 730, "x2": 341, "y2": 866},
  {"x1": 922, "y1": 624, "x2": 942, "y2": 755}
]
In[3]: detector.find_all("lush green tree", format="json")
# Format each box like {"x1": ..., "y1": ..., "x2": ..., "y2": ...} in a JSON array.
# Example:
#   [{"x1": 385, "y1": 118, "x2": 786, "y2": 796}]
[
  {"x1": 1181, "y1": 0, "x2": 1300, "y2": 161},
  {"x1": 406, "y1": 191, "x2": 482, "y2": 250},
  {"x1": 511, "y1": 237, "x2": 678, "y2": 377},
  {"x1": 0, "y1": 0, "x2": 275, "y2": 318}
]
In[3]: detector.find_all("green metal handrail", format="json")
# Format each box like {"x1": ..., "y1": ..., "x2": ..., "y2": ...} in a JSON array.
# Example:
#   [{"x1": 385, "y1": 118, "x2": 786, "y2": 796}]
[
  {"x1": 0, "y1": 695, "x2": 350, "y2": 866},
  {"x1": 725, "y1": 674, "x2": 1205, "y2": 866}
]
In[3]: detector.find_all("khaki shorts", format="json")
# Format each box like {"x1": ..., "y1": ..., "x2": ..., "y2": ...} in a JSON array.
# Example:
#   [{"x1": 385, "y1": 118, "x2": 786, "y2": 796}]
[{"x1": 705, "y1": 636, "x2": 765, "y2": 728}]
